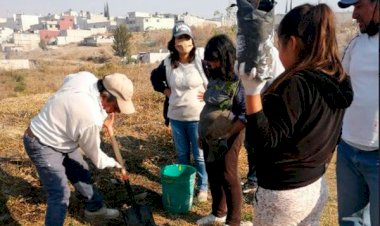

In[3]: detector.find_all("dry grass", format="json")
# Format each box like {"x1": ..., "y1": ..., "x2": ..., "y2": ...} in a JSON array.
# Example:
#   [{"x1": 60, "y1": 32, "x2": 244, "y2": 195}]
[{"x1": 0, "y1": 24, "x2": 358, "y2": 225}]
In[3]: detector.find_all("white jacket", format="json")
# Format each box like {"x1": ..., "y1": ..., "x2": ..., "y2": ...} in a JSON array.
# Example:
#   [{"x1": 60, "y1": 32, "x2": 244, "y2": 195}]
[{"x1": 30, "y1": 71, "x2": 119, "y2": 168}]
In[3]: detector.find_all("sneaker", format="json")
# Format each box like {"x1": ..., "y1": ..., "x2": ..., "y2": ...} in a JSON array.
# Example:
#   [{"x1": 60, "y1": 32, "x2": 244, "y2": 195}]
[
  {"x1": 242, "y1": 181, "x2": 257, "y2": 194},
  {"x1": 196, "y1": 214, "x2": 226, "y2": 225},
  {"x1": 197, "y1": 191, "x2": 208, "y2": 202},
  {"x1": 84, "y1": 206, "x2": 120, "y2": 220}
]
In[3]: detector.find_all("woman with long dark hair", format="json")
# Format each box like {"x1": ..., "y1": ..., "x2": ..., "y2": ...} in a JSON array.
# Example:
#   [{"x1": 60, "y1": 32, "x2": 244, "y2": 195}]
[
  {"x1": 238, "y1": 3, "x2": 353, "y2": 225},
  {"x1": 196, "y1": 34, "x2": 246, "y2": 226},
  {"x1": 150, "y1": 23, "x2": 209, "y2": 202}
]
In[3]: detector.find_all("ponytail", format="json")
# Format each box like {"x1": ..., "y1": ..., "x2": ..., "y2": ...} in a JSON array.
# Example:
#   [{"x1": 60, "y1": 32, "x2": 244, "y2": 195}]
[{"x1": 266, "y1": 3, "x2": 345, "y2": 94}]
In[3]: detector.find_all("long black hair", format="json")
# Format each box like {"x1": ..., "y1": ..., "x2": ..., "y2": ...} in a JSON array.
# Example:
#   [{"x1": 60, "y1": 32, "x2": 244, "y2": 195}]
[
  {"x1": 167, "y1": 35, "x2": 196, "y2": 68},
  {"x1": 204, "y1": 34, "x2": 236, "y2": 81}
]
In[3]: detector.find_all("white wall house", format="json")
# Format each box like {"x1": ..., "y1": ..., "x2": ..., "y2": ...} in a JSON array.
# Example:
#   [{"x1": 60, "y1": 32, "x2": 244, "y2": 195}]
[
  {"x1": 178, "y1": 14, "x2": 221, "y2": 27},
  {"x1": 82, "y1": 35, "x2": 113, "y2": 46},
  {"x1": 7, "y1": 14, "x2": 40, "y2": 31},
  {"x1": 57, "y1": 27, "x2": 107, "y2": 45},
  {"x1": 138, "y1": 52, "x2": 169, "y2": 64},
  {"x1": 0, "y1": 27, "x2": 14, "y2": 43},
  {"x1": 126, "y1": 12, "x2": 175, "y2": 31},
  {"x1": 13, "y1": 33, "x2": 40, "y2": 51},
  {"x1": 0, "y1": 59, "x2": 30, "y2": 70}
]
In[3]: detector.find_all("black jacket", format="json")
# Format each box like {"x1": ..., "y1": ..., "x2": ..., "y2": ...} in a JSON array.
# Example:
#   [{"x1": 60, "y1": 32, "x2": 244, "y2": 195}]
[
  {"x1": 150, "y1": 59, "x2": 208, "y2": 126},
  {"x1": 246, "y1": 69, "x2": 353, "y2": 190}
]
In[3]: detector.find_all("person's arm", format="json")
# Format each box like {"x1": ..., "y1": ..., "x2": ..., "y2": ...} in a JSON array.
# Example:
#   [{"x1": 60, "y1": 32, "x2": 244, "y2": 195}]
[
  {"x1": 224, "y1": 120, "x2": 246, "y2": 139},
  {"x1": 245, "y1": 76, "x2": 308, "y2": 149},
  {"x1": 78, "y1": 125, "x2": 120, "y2": 169},
  {"x1": 223, "y1": 81, "x2": 247, "y2": 139},
  {"x1": 150, "y1": 60, "x2": 169, "y2": 93}
]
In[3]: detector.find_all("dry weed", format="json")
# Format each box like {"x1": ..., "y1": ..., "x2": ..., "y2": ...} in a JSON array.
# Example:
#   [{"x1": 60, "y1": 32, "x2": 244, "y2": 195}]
[{"x1": 0, "y1": 23, "x2": 358, "y2": 224}]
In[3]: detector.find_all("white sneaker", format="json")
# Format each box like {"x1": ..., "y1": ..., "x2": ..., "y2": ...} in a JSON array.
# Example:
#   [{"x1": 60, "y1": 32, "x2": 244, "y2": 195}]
[
  {"x1": 196, "y1": 214, "x2": 226, "y2": 225},
  {"x1": 84, "y1": 206, "x2": 120, "y2": 220},
  {"x1": 197, "y1": 191, "x2": 208, "y2": 202}
]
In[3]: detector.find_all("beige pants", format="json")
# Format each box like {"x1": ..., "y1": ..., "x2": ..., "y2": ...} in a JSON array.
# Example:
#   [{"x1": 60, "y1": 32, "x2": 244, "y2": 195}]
[{"x1": 252, "y1": 176, "x2": 328, "y2": 226}]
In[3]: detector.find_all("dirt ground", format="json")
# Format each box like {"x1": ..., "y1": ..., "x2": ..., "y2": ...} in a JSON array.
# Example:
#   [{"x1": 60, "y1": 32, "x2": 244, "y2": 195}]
[{"x1": 0, "y1": 38, "x2": 345, "y2": 225}]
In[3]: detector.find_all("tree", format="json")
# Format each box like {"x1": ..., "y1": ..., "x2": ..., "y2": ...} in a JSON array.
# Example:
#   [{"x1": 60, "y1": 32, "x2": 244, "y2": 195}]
[{"x1": 112, "y1": 24, "x2": 131, "y2": 59}]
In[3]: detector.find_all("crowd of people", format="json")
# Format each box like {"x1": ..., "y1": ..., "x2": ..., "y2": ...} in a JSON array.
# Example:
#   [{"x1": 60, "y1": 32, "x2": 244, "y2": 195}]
[{"x1": 23, "y1": 0, "x2": 378, "y2": 226}]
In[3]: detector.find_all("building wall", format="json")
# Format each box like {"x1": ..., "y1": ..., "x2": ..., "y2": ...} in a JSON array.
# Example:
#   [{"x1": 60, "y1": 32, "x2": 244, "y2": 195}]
[
  {"x1": 134, "y1": 17, "x2": 174, "y2": 31},
  {"x1": 39, "y1": 30, "x2": 60, "y2": 42},
  {"x1": 0, "y1": 27, "x2": 14, "y2": 43},
  {"x1": 17, "y1": 14, "x2": 40, "y2": 31},
  {"x1": 179, "y1": 14, "x2": 221, "y2": 27},
  {"x1": 0, "y1": 59, "x2": 30, "y2": 70},
  {"x1": 57, "y1": 28, "x2": 107, "y2": 45},
  {"x1": 59, "y1": 16, "x2": 75, "y2": 30},
  {"x1": 13, "y1": 33, "x2": 40, "y2": 51}
]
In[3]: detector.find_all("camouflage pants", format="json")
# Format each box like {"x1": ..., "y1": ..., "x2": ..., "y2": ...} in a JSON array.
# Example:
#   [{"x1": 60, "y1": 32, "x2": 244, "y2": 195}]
[{"x1": 252, "y1": 176, "x2": 328, "y2": 226}]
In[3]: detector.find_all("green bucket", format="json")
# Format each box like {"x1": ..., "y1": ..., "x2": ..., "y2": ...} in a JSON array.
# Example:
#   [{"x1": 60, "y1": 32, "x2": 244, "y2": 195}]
[{"x1": 160, "y1": 164, "x2": 196, "y2": 214}]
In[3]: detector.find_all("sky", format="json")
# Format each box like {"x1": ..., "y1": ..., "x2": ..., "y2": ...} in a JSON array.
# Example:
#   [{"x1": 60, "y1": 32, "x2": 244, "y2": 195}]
[{"x1": 0, "y1": 0, "x2": 353, "y2": 18}]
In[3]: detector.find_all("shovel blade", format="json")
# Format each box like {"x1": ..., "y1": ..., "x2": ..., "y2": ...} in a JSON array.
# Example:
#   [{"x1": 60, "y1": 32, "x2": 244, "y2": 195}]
[{"x1": 122, "y1": 205, "x2": 156, "y2": 226}]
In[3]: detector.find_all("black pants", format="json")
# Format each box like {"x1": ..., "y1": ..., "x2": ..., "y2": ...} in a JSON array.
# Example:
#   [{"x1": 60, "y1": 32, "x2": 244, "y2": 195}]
[
  {"x1": 245, "y1": 140, "x2": 257, "y2": 183},
  {"x1": 204, "y1": 132, "x2": 243, "y2": 226}
]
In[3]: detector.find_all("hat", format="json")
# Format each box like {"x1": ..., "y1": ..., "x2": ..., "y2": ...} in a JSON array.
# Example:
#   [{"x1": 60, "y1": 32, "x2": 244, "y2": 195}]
[
  {"x1": 338, "y1": 0, "x2": 358, "y2": 8},
  {"x1": 172, "y1": 23, "x2": 193, "y2": 38},
  {"x1": 103, "y1": 73, "x2": 135, "y2": 114}
]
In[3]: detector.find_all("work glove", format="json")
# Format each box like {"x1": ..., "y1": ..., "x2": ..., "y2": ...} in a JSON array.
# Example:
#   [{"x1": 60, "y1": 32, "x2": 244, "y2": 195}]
[{"x1": 235, "y1": 61, "x2": 266, "y2": 95}]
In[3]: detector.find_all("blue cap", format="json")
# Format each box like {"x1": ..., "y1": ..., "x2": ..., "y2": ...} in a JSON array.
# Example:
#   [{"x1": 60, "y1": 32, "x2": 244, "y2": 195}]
[
  {"x1": 338, "y1": 0, "x2": 358, "y2": 8},
  {"x1": 172, "y1": 23, "x2": 193, "y2": 38}
]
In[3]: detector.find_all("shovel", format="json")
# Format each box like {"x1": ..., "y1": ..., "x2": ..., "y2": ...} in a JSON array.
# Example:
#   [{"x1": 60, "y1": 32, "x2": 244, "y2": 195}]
[{"x1": 109, "y1": 134, "x2": 156, "y2": 226}]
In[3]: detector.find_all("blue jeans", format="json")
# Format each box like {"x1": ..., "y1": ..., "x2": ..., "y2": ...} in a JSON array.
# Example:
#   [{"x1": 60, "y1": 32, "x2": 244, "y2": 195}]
[
  {"x1": 23, "y1": 132, "x2": 103, "y2": 226},
  {"x1": 170, "y1": 119, "x2": 208, "y2": 192},
  {"x1": 336, "y1": 140, "x2": 379, "y2": 226}
]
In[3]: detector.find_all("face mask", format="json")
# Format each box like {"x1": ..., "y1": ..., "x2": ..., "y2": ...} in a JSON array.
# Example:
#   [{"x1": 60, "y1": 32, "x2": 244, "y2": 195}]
[{"x1": 175, "y1": 39, "x2": 193, "y2": 54}]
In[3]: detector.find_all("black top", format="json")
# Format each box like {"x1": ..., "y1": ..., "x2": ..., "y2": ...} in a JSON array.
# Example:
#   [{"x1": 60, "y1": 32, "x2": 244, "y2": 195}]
[{"x1": 246, "y1": 69, "x2": 353, "y2": 190}]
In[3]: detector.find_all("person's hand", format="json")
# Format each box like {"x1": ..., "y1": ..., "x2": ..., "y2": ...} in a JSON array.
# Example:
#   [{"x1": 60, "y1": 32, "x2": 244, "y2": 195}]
[
  {"x1": 163, "y1": 88, "x2": 171, "y2": 97},
  {"x1": 197, "y1": 91, "x2": 204, "y2": 101},
  {"x1": 103, "y1": 113, "x2": 115, "y2": 136},
  {"x1": 114, "y1": 161, "x2": 122, "y2": 169},
  {"x1": 235, "y1": 61, "x2": 266, "y2": 95}
]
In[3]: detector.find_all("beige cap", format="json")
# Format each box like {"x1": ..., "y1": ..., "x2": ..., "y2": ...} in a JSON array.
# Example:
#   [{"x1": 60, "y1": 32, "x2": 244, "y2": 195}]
[{"x1": 103, "y1": 73, "x2": 135, "y2": 114}]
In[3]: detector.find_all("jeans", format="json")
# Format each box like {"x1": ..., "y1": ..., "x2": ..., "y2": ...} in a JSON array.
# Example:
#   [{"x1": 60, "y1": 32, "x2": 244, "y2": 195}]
[
  {"x1": 23, "y1": 132, "x2": 103, "y2": 226},
  {"x1": 244, "y1": 140, "x2": 257, "y2": 183},
  {"x1": 170, "y1": 119, "x2": 208, "y2": 192},
  {"x1": 336, "y1": 140, "x2": 379, "y2": 226}
]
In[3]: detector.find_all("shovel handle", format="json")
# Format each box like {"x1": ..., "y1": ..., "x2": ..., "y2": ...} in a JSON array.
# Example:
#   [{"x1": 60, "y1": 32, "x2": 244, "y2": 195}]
[{"x1": 110, "y1": 135, "x2": 128, "y2": 179}]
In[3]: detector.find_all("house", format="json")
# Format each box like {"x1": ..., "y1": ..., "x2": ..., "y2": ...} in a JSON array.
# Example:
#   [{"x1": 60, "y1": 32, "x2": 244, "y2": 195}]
[
  {"x1": 6, "y1": 14, "x2": 40, "y2": 31},
  {"x1": 56, "y1": 27, "x2": 107, "y2": 45},
  {"x1": 59, "y1": 15, "x2": 75, "y2": 30},
  {"x1": 0, "y1": 27, "x2": 14, "y2": 43},
  {"x1": 13, "y1": 33, "x2": 40, "y2": 51},
  {"x1": 178, "y1": 13, "x2": 222, "y2": 27},
  {"x1": 0, "y1": 59, "x2": 30, "y2": 70},
  {"x1": 126, "y1": 12, "x2": 175, "y2": 32},
  {"x1": 82, "y1": 35, "x2": 113, "y2": 46}
]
